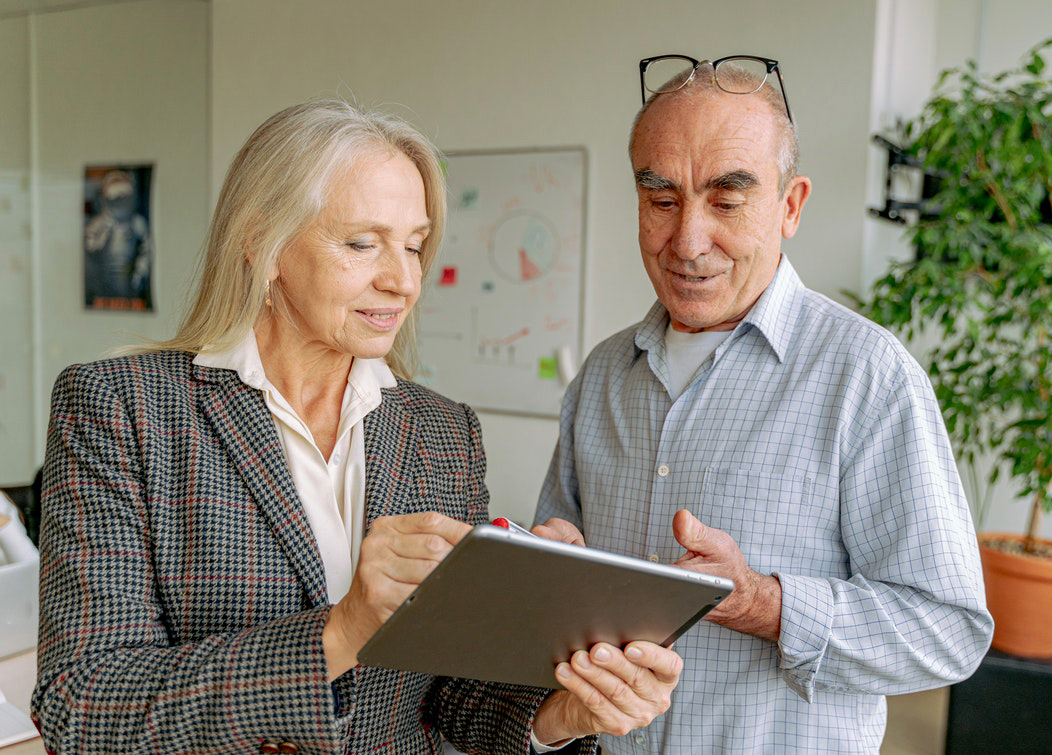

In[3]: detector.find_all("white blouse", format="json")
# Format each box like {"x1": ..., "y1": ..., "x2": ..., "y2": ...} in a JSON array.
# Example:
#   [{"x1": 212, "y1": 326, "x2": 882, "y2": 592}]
[{"x1": 194, "y1": 333, "x2": 395, "y2": 603}]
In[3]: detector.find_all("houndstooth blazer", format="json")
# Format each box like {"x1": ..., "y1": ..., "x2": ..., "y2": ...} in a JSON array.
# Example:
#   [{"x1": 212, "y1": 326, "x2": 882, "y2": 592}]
[{"x1": 32, "y1": 351, "x2": 593, "y2": 755}]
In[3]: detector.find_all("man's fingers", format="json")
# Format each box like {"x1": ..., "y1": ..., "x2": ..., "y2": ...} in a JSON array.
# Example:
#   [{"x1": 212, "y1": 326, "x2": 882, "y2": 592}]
[
  {"x1": 532, "y1": 517, "x2": 586, "y2": 545},
  {"x1": 557, "y1": 657, "x2": 637, "y2": 737},
  {"x1": 621, "y1": 642, "x2": 684, "y2": 686},
  {"x1": 555, "y1": 642, "x2": 677, "y2": 738},
  {"x1": 584, "y1": 643, "x2": 681, "y2": 703},
  {"x1": 581, "y1": 643, "x2": 678, "y2": 703},
  {"x1": 554, "y1": 661, "x2": 607, "y2": 715},
  {"x1": 672, "y1": 508, "x2": 708, "y2": 552}
]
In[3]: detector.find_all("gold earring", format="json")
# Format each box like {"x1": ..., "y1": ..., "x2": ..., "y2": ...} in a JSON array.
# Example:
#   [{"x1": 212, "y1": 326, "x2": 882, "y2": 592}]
[{"x1": 265, "y1": 279, "x2": 272, "y2": 308}]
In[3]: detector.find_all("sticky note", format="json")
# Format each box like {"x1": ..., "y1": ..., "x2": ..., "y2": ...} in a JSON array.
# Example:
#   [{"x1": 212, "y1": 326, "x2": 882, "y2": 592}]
[
  {"x1": 538, "y1": 357, "x2": 558, "y2": 379},
  {"x1": 439, "y1": 266, "x2": 457, "y2": 286}
]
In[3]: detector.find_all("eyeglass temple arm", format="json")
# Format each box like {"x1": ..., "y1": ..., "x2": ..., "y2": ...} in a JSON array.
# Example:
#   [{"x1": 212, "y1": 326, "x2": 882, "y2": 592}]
[{"x1": 771, "y1": 66, "x2": 793, "y2": 124}]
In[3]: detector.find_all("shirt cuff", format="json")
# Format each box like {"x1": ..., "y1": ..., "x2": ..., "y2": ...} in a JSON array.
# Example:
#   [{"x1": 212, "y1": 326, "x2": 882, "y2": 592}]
[
  {"x1": 530, "y1": 729, "x2": 575, "y2": 753},
  {"x1": 772, "y1": 571, "x2": 835, "y2": 702}
]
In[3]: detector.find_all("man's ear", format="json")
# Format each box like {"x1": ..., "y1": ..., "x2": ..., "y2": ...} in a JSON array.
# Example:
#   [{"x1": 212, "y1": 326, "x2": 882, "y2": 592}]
[{"x1": 781, "y1": 175, "x2": 812, "y2": 239}]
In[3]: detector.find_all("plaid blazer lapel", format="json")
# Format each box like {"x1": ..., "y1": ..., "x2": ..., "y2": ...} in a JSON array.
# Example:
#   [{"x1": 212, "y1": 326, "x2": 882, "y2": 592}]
[
  {"x1": 195, "y1": 365, "x2": 329, "y2": 607},
  {"x1": 362, "y1": 381, "x2": 421, "y2": 527}
]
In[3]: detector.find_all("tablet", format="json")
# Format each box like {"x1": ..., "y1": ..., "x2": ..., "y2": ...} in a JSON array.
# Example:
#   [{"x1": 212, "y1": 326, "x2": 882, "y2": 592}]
[{"x1": 357, "y1": 524, "x2": 733, "y2": 689}]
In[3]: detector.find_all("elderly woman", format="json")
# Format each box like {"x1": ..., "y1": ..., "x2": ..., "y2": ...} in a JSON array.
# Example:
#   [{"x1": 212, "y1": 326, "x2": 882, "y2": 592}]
[{"x1": 32, "y1": 100, "x2": 681, "y2": 755}]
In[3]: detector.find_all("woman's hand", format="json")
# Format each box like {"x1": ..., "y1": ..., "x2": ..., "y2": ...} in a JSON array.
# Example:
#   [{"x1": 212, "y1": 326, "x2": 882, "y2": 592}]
[
  {"x1": 322, "y1": 511, "x2": 471, "y2": 679},
  {"x1": 532, "y1": 641, "x2": 682, "y2": 745}
]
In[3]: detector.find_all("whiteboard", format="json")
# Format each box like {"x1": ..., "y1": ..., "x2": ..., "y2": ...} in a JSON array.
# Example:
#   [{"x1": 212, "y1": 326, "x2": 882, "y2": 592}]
[{"x1": 417, "y1": 148, "x2": 586, "y2": 417}]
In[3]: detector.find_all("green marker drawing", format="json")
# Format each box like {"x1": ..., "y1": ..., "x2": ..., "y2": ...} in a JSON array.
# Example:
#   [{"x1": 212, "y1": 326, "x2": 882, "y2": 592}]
[{"x1": 459, "y1": 187, "x2": 479, "y2": 208}]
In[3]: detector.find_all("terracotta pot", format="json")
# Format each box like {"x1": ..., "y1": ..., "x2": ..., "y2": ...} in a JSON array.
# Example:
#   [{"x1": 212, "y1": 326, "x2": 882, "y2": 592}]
[{"x1": 978, "y1": 533, "x2": 1052, "y2": 659}]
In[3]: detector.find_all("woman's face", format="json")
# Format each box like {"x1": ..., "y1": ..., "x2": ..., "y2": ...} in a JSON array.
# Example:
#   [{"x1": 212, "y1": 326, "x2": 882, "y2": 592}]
[{"x1": 273, "y1": 150, "x2": 430, "y2": 360}]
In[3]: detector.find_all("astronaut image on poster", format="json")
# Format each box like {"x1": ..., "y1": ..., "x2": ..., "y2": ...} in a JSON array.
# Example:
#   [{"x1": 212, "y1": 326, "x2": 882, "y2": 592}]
[{"x1": 83, "y1": 164, "x2": 154, "y2": 311}]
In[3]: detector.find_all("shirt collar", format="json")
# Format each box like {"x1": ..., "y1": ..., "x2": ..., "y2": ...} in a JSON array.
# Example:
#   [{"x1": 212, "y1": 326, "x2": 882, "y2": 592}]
[
  {"x1": 634, "y1": 255, "x2": 803, "y2": 364},
  {"x1": 739, "y1": 255, "x2": 802, "y2": 364},
  {"x1": 193, "y1": 331, "x2": 397, "y2": 398}
]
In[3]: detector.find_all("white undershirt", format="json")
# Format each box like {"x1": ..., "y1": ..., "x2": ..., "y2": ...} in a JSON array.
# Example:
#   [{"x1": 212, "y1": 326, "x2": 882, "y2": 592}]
[
  {"x1": 664, "y1": 324, "x2": 733, "y2": 400},
  {"x1": 194, "y1": 333, "x2": 395, "y2": 603}
]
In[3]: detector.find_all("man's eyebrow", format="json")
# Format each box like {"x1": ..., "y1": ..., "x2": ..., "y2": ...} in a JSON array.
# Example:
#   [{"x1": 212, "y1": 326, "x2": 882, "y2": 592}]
[
  {"x1": 635, "y1": 168, "x2": 760, "y2": 193},
  {"x1": 706, "y1": 170, "x2": 759, "y2": 191},
  {"x1": 634, "y1": 168, "x2": 678, "y2": 191}
]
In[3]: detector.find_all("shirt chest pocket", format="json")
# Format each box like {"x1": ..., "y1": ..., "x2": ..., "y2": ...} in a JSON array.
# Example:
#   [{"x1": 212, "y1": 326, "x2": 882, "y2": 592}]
[{"x1": 695, "y1": 467, "x2": 839, "y2": 574}]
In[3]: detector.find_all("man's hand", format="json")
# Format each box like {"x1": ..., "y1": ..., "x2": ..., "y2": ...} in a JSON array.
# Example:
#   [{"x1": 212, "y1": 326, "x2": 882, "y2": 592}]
[
  {"x1": 672, "y1": 509, "x2": 782, "y2": 642},
  {"x1": 533, "y1": 641, "x2": 682, "y2": 745},
  {"x1": 532, "y1": 517, "x2": 586, "y2": 546},
  {"x1": 322, "y1": 512, "x2": 471, "y2": 679}
]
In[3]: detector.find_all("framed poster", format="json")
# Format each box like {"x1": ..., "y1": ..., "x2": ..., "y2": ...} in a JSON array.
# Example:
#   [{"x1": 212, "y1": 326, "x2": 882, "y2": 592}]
[
  {"x1": 417, "y1": 148, "x2": 586, "y2": 417},
  {"x1": 83, "y1": 163, "x2": 154, "y2": 311}
]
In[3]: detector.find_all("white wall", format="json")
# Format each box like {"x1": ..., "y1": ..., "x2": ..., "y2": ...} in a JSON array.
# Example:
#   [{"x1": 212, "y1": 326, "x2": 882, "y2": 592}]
[
  {"x1": 4, "y1": 0, "x2": 1049, "y2": 538},
  {"x1": 0, "y1": 0, "x2": 210, "y2": 486},
  {"x1": 935, "y1": 0, "x2": 1052, "y2": 74},
  {"x1": 211, "y1": 0, "x2": 880, "y2": 525},
  {"x1": 33, "y1": 0, "x2": 210, "y2": 395},
  {"x1": 862, "y1": 0, "x2": 938, "y2": 290},
  {"x1": 0, "y1": 15, "x2": 34, "y2": 484}
]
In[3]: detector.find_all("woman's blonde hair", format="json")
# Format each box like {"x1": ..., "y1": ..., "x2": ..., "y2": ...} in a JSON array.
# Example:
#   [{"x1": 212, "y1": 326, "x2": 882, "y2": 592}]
[{"x1": 147, "y1": 98, "x2": 445, "y2": 379}]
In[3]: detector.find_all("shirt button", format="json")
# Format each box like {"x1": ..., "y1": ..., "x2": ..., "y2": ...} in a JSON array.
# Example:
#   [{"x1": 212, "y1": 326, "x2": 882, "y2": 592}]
[
  {"x1": 634, "y1": 733, "x2": 647, "y2": 745},
  {"x1": 649, "y1": 554, "x2": 660, "y2": 563},
  {"x1": 657, "y1": 464, "x2": 670, "y2": 477}
]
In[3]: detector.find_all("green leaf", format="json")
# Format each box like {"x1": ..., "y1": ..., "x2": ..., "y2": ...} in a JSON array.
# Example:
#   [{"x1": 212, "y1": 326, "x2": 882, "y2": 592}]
[
  {"x1": 856, "y1": 36, "x2": 1052, "y2": 528},
  {"x1": 1026, "y1": 51, "x2": 1046, "y2": 76}
]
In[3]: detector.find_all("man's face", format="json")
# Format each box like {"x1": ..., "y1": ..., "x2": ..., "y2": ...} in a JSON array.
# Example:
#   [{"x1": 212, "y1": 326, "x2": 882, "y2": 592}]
[{"x1": 630, "y1": 91, "x2": 810, "y2": 332}]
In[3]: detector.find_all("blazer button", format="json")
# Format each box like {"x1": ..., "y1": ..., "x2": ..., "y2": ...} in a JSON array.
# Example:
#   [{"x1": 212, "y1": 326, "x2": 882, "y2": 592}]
[
  {"x1": 259, "y1": 743, "x2": 280, "y2": 754},
  {"x1": 279, "y1": 744, "x2": 299, "y2": 754}
]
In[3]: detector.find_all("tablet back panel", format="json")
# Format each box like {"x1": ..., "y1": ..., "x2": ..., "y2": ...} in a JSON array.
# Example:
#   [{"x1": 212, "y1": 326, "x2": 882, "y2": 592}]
[{"x1": 357, "y1": 525, "x2": 733, "y2": 689}]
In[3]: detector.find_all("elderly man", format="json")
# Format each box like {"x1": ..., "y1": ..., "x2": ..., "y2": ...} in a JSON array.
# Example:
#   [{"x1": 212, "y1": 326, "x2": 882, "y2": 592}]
[{"x1": 535, "y1": 55, "x2": 993, "y2": 754}]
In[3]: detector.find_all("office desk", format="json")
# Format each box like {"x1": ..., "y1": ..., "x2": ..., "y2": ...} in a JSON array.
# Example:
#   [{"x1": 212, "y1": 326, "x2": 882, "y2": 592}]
[{"x1": 0, "y1": 650, "x2": 42, "y2": 755}]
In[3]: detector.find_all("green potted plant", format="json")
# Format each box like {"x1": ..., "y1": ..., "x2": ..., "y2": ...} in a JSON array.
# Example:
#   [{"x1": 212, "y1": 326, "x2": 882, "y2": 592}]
[{"x1": 855, "y1": 38, "x2": 1052, "y2": 658}]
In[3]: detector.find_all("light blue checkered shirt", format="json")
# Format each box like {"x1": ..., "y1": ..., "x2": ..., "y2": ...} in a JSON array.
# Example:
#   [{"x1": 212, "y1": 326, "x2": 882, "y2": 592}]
[{"x1": 536, "y1": 257, "x2": 993, "y2": 754}]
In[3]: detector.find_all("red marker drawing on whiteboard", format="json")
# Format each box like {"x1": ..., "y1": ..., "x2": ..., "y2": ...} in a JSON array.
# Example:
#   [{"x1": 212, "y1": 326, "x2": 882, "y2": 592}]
[{"x1": 491, "y1": 517, "x2": 537, "y2": 537}]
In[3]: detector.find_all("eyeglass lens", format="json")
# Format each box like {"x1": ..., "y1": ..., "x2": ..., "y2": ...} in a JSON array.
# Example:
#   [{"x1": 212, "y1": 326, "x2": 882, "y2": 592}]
[{"x1": 643, "y1": 56, "x2": 772, "y2": 96}]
